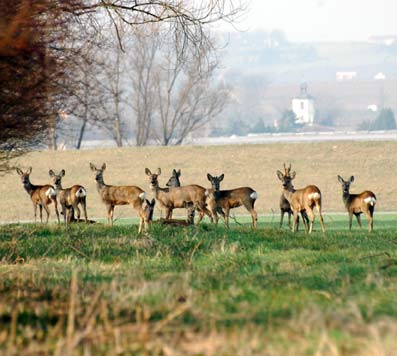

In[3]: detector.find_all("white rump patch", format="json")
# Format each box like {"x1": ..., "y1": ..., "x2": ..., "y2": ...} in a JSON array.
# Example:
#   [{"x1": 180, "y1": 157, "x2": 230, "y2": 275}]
[
  {"x1": 75, "y1": 187, "x2": 86, "y2": 198},
  {"x1": 250, "y1": 191, "x2": 258, "y2": 199},
  {"x1": 46, "y1": 187, "x2": 56, "y2": 198},
  {"x1": 364, "y1": 196, "x2": 376, "y2": 206},
  {"x1": 205, "y1": 190, "x2": 210, "y2": 197},
  {"x1": 308, "y1": 192, "x2": 320, "y2": 200},
  {"x1": 139, "y1": 192, "x2": 146, "y2": 201}
]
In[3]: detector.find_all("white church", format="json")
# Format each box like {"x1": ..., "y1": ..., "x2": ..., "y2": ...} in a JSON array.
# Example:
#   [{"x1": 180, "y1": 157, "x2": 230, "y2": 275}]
[{"x1": 292, "y1": 83, "x2": 315, "y2": 126}]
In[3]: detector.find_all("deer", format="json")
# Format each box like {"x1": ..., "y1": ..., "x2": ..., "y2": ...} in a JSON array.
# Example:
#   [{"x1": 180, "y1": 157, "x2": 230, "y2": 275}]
[
  {"x1": 16, "y1": 167, "x2": 60, "y2": 224},
  {"x1": 337, "y1": 175, "x2": 376, "y2": 232},
  {"x1": 145, "y1": 168, "x2": 212, "y2": 223},
  {"x1": 276, "y1": 165, "x2": 325, "y2": 234},
  {"x1": 48, "y1": 169, "x2": 88, "y2": 225},
  {"x1": 280, "y1": 164, "x2": 309, "y2": 231},
  {"x1": 166, "y1": 169, "x2": 181, "y2": 188},
  {"x1": 206, "y1": 173, "x2": 258, "y2": 228},
  {"x1": 160, "y1": 202, "x2": 197, "y2": 227},
  {"x1": 89, "y1": 163, "x2": 148, "y2": 233}
]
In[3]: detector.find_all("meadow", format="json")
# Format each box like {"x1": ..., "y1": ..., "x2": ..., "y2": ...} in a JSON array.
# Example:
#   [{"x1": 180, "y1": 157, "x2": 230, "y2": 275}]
[
  {"x1": 3, "y1": 141, "x2": 397, "y2": 223},
  {"x1": 1, "y1": 141, "x2": 397, "y2": 355}
]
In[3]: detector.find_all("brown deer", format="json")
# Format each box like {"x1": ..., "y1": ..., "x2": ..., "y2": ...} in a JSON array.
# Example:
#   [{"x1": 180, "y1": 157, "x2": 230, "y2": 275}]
[
  {"x1": 206, "y1": 173, "x2": 258, "y2": 228},
  {"x1": 337, "y1": 175, "x2": 376, "y2": 232},
  {"x1": 160, "y1": 202, "x2": 197, "y2": 227},
  {"x1": 49, "y1": 169, "x2": 88, "y2": 225},
  {"x1": 16, "y1": 167, "x2": 60, "y2": 224},
  {"x1": 145, "y1": 168, "x2": 211, "y2": 223},
  {"x1": 276, "y1": 165, "x2": 325, "y2": 233},
  {"x1": 90, "y1": 163, "x2": 148, "y2": 233},
  {"x1": 280, "y1": 164, "x2": 309, "y2": 231}
]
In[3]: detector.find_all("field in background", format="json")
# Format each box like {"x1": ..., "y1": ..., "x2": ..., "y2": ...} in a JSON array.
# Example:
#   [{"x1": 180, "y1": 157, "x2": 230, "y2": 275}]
[
  {"x1": 1, "y1": 221, "x2": 397, "y2": 354},
  {"x1": 3, "y1": 141, "x2": 397, "y2": 223}
]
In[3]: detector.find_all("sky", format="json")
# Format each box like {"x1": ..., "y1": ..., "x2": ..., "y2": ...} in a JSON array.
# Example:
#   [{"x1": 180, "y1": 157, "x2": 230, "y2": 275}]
[{"x1": 220, "y1": 0, "x2": 397, "y2": 42}]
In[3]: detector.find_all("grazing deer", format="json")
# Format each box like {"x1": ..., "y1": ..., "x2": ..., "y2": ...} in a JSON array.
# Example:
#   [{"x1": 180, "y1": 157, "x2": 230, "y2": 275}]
[
  {"x1": 48, "y1": 169, "x2": 88, "y2": 225},
  {"x1": 145, "y1": 168, "x2": 211, "y2": 223},
  {"x1": 276, "y1": 165, "x2": 325, "y2": 234},
  {"x1": 280, "y1": 164, "x2": 309, "y2": 231},
  {"x1": 337, "y1": 175, "x2": 376, "y2": 232},
  {"x1": 206, "y1": 174, "x2": 258, "y2": 228},
  {"x1": 16, "y1": 167, "x2": 60, "y2": 224},
  {"x1": 160, "y1": 202, "x2": 197, "y2": 227},
  {"x1": 90, "y1": 163, "x2": 148, "y2": 233}
]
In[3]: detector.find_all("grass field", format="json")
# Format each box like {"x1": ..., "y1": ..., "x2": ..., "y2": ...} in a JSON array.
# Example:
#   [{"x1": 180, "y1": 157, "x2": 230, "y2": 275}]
[
  {"x1": 1, "y1": 216, "x2": 397, "y2": 355},
  {"x1": 3, "y1": 141, "x2": 397, "y2": 223}
]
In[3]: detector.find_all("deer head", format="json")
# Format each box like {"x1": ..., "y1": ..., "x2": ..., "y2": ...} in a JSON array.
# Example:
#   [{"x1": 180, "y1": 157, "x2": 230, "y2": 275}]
[
  {"x1": 90, "y1": 163, "x2": 106, "y2": 183},
  {"x1": 337, "y1": 175, "x2": 354, "y2": 194},
  {"x1": 16, "y1": 167, "x2": 32, "y2": 185},
  {"x1": 166, "y1": 169, "x2": 181, "y2": 187},
  {"x1": 142, "y1": 198, "x2": 156, "y2": 223},
  {"x1": 49, "y1": 169, "x2": 65, "y2": 187},
  {"x1": 276, "y1": 165, "x2": 296, "y2": 189},
  {"x1": 145, "y1": 168, "x2": 161, "y2": 187},
  {"x1": 207, "y1": 173, "x2": 224, "y2": 191}
]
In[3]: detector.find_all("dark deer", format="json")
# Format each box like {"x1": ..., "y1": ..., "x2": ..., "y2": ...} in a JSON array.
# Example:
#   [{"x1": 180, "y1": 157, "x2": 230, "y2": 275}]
[
  {"x1": 337, "y1": 175, "x2": 376, "y2": 232},
  {"x1": 145, "y1": 168, "x2": 211, "y2": 223},
  {"x1": 206, "y1": 173, "x2": 258, "y2": 228},
  {"x1": 160, "y1": 202, "x2": 196, "y2": 226},
  {"x1": 16, "y1": 167, "x2": 60, "y2": 224},
  {"x1": 276, "y1": 165, "x2": 325, "y2": 233},
  {"x1": 90, "y1": 163, "x2": 148, "y2": 233},
  {"x1": 166, "y1": 169, "x2": 181, "y2": 188},
  {"x1": 49, "y1": 169, "x2": 88, "y2": 225},
  {"x1": 280, "y1": 164, "x2": 309, "y2": 230}
]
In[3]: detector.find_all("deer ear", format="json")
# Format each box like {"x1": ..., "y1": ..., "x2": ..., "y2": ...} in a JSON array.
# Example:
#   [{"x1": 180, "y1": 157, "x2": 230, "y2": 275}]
[
  {"x1": 157, "y1": 168, "x2": 161, "y2": 175},
  {"x1": 145, "y1": 168, "x2": 151, "y2": 176},
  {"x1": 89, "y1": 163, "x2": 96, "y2": 171},
  {"x1": 101, "y1": 163, "x2": 106, "y2": 171},
  {"x1": 16, "y1": 168, "x2": 23, "y2": 176},
  {"x1": 207, "y1": 173, "x2": 213, "y2": 182},
  {"x1": 27, "y1": 167, "x2": 32, "y2": 174},
  {"x1": 350, "y1": 176, "x2": 354, "y2": 183},
  {"x1": 218, "y1": 174, "x2": 224, "y2": 182},
  {"x1": 290, "y1": 171, "x2": 296, "y2": 179},
  {"x1": 49, "y1": 169, "x2": 55, "y2": 177},
  {"x1": 150, "y1": 198, "x2": 156, "y2": 206},
  {"x1": 176, "y1": 169, "x2": 181, "y2": 177},
  {"x1": 60, "y1": 169, "x2": 65, "y2": 177},
  {"x1": 276, "y1": 170, "x2": 284, "y2": 181},
  {"x1": 337, "y1": 175, "x2": 344, "y2": 183}
]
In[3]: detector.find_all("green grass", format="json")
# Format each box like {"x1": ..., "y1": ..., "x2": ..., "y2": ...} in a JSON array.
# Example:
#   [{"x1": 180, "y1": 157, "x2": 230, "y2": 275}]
[{"x1": 1, "y1": 216, "x2": 397, "y2": 354}]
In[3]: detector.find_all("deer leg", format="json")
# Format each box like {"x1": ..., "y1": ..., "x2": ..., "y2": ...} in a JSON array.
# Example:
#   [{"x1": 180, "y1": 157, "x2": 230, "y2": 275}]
[
  {"x1": 280, "y1": 210, "x2": 284, "y2": 228},
  {"x1": 315, "y1": 203, "x2": 325, "y2": 233},
  {"x1": 364, "y1": 209, "x2": 373, "y2": 232},
  {"x1": 61, "y1": 204, "x2": 67, "y2": 224},
  {"x1": 292, "y1": 211, "x2": 299, "y2": 232},
  {"x1": 355, "y1": 213, "x2": 362, "y2": 228},
  {"x1": 106, "y1": 204, "x2": 113, "y2": 225},
  {"x1": 53, "y1": 199, "x2": 60, "y2": 224},
  {"x1": 348, "y1": 212, "x2": 353, "y2": 230},
  {"x1": 245, "y1": 201, "x2": 257, "y2": 228},
  {"x1": 33, "y1": 203, "x2": 38, "y2": 223},
  {"x1": 73, "y1": 204, "x2": 81, "y2": 222},
  {"x1": 81, "y1": 198, "x2": 88, "y2": 223},
  {"x1": 42, "y1": 203, "x2": 50, "y2": 224},
  {"x1": 306, "y1": 207, "x2": 315, "y2": 234},
  {"x1": 224, "y1": 207, "x2": 230, "y2": 229}
]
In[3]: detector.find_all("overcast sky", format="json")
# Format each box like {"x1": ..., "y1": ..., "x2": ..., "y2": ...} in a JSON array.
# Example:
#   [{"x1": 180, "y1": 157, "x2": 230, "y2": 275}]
[{"x1": 221, "y1": 0, "x2": 397, "y2": 42}]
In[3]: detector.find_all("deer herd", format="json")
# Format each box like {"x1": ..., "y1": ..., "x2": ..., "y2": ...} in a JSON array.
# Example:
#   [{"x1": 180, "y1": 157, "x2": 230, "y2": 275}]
[{"x1": 16, "y1": 162, "x2": 377, "y2": 233}]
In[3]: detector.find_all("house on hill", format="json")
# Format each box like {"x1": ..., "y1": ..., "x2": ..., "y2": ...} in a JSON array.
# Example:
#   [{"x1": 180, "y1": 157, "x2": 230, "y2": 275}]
[{"x1": 292, "y1": 83, "x2": 315, "y2": 126}]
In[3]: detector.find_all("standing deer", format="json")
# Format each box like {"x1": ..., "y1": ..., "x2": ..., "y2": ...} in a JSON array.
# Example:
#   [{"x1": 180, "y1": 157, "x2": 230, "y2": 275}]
[
  {"x1": 16, "y1": 167, "x2": 60, "y2": 224},
  {"x1": 276, "y1": 165, "x2": 325, "y2": 234},
  {"x1": 280, "y1": 164, "x2": 309, "y2": 230},
  {"x1": 89, "y1": 163, "x2": 148, "y2": 233},
  {"x1": 145, "y1": 168, "x2": 211, "y2": 223},
  {"x1": 166, "y1": 169, "x2": 181, "y2": 187},
  {"x1": 48, "y1": 169, "x2": 88, "y2": 225},
  {"x1": 206, "y1": 173, "x2": 258, "y2": 228},
  {"x1": 337, "y1": 175, "x2": 376, "y2": 232}
]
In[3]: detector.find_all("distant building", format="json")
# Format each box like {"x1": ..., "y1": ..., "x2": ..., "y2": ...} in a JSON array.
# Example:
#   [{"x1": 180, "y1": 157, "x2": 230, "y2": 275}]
[
  {"x1": 336, "y1": 72, "x2": 357, "y2": 81},
  {"x1": 292, "y1": 83, "x2": 315, "y2": 126},
  {"x1": 367, "y1": 104, "x2": 378, "y2": 112},
  {"x1": 374, "y1": 72, "x2": 386, "y2": 80},
  {"x1": 368, "y1": 35, "x2": 397, "y2": 46}
]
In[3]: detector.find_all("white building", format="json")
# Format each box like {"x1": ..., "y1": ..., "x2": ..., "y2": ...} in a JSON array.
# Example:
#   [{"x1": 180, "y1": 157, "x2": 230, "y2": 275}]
[
  {"x1": 336, "y1": 72, "x2": 357, "y2": 81},
  {"x1": 292, "y1": 83, "x2": 315, "y2": 126}
]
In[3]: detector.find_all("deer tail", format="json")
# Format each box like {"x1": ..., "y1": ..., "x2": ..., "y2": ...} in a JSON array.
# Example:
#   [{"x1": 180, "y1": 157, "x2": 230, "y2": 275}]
[
  {"x1": 364, "y1": 196, "x2": 376, "y2": 206},
  {"x1": 250, "y1": 191, "x2": 258, "y2": 200},
  {"x1": 139, "y1": 192, "x2": 146, "y2": 201},
  {"x1": 46, "y1": 187, "x2": 57, "y2": 198},
  {"x1": 75, "y1": 187, "x2": 86, "y2": 198}
]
